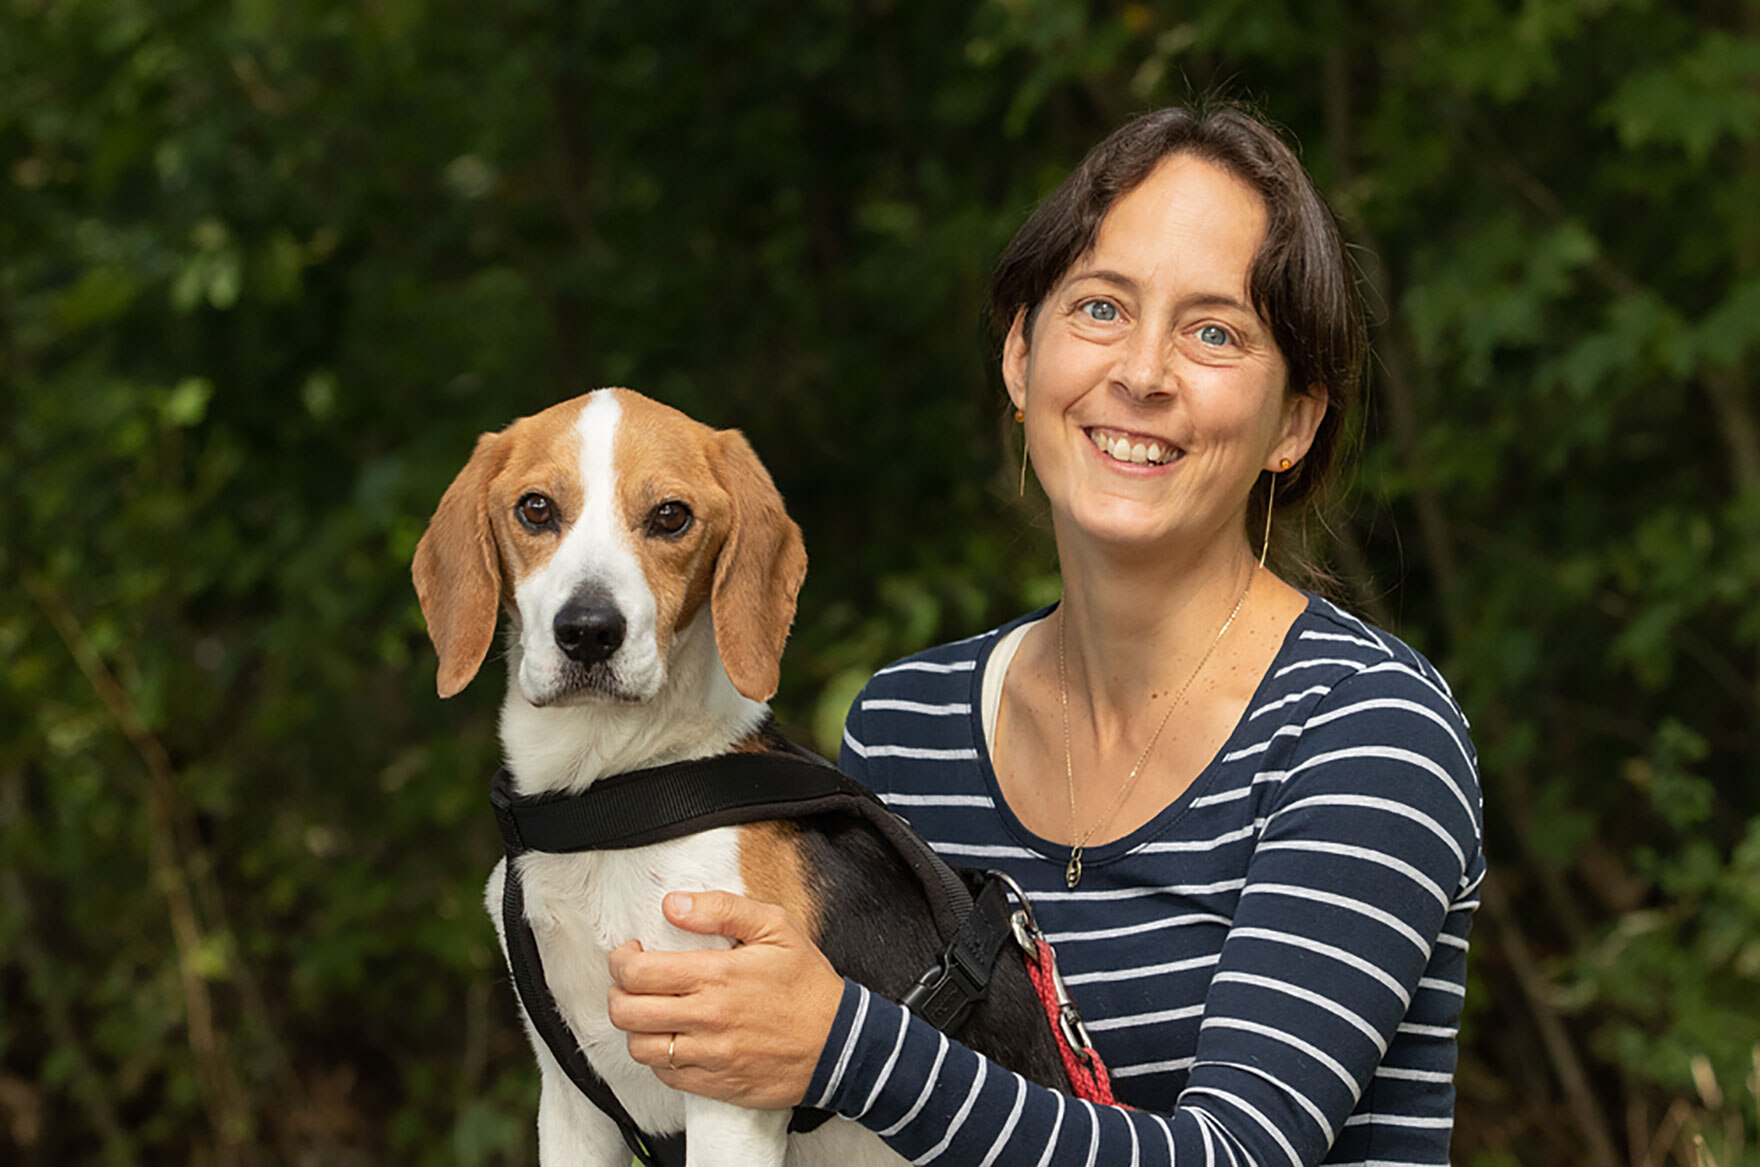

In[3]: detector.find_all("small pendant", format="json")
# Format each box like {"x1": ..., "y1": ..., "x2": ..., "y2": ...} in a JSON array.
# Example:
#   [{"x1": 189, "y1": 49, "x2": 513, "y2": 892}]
[{"x1": 1066, "y1": 847, "x2": 1083, "y2": 888}]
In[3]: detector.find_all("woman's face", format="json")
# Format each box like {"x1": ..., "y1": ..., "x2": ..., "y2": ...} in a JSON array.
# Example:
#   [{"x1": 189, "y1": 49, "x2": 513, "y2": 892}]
[{"x1": 1004, "y1": 152, "x2": 1326, "y2": 561}]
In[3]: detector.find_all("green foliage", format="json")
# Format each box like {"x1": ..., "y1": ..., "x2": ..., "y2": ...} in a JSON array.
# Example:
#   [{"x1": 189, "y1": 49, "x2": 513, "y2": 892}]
[{"x1": 3, "y1": 0, "x2": 1757, "y2": 1163}]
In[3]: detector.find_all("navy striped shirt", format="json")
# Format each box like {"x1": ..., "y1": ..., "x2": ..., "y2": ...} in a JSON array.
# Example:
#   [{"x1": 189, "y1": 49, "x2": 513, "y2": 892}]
[{"x1": 805, "y1": 594, "x2": 1484, "y2": 1166}]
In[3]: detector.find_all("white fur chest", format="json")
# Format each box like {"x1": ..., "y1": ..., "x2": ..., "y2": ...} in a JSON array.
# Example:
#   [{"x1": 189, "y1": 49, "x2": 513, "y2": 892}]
[{"x1": 490, "y1": 828, "x2": 749, "y2": 1137}]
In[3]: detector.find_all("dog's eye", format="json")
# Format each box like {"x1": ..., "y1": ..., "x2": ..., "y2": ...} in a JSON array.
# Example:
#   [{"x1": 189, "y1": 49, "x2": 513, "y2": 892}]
[
  {"x1": 517, "y1": 493, "x2": 558, "y2": 530},
  {"x1": 646, "y1": 500, "x2": 693, "y2": 538}
]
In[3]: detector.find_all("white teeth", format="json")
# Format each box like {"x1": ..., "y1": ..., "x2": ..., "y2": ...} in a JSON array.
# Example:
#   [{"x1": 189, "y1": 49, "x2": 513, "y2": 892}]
[{"x1": 1090, "y1": 428, "x2": 1175, "y2": 465}]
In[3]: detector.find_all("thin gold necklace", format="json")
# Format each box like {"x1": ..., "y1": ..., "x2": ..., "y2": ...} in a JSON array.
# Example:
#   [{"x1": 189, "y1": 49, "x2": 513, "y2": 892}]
[{"x1": 1058, "y1": 569, "x2": 1255, "y2": 888}]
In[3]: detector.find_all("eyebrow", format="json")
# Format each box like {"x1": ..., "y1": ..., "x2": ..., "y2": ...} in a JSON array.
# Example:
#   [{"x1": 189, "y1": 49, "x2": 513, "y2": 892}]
[{"x1": 1062, "y1": 268, "x2": 1258, "y2": 317}]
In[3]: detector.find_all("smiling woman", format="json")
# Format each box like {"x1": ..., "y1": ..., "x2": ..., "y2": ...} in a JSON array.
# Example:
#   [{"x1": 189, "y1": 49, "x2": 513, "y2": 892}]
[{"x1": 606, "y1": 101, "x2": 1482, "y2": 1167}]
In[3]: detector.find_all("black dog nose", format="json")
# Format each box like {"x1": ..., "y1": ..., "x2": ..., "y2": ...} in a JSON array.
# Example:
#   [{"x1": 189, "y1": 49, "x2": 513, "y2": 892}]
[{"x1": 553, "y1": 602, "x2": 626, "y2": 664}]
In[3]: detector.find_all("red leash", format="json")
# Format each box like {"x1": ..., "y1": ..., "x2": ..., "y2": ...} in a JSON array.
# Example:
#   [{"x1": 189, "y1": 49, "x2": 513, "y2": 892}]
[
  {"x1": 987, "y1": 870, "x2": 1117, "y2": 1106},
  {"x1": 1025, "y1": 936, "x2": 1116, "y2": 1104}
]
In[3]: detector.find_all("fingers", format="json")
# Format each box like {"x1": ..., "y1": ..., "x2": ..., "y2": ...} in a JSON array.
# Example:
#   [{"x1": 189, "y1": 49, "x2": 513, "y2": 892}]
[
  {"x1": 608, "y1": 941, "x2": 716, "y2": 995},
  {"x1": 662, "y1": 889, "x2": 793, "y2": 944}
]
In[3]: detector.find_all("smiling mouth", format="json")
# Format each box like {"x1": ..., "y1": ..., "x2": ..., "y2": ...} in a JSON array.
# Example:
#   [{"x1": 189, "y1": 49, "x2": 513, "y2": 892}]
[{"x1": 1087, "y1": 427, "x2": 1183, "y2": 467}]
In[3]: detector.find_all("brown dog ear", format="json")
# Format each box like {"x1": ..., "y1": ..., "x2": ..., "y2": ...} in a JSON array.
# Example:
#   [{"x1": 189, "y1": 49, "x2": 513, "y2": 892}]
[
  {"x1": 412, "y1": 432, "x2": 506, "y2": 698},
  {"x1": 708, "y1": 429, "x2": 808, "y2": 702}
]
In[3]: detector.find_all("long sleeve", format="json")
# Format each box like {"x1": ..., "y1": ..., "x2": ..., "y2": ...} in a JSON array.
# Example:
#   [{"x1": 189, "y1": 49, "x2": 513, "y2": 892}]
[{"x1": 809, "y1": 639, "x2": 1483, "y2": 1166}]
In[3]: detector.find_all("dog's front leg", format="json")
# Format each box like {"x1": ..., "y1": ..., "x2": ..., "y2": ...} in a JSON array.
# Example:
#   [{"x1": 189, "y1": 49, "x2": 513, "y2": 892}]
[
  {"x1": 684, "y1": 1095, "x2": 790, "y2": 1167},
  {"x1": 533, "y1": 1037, "x2": 631, "y2": 1167}
]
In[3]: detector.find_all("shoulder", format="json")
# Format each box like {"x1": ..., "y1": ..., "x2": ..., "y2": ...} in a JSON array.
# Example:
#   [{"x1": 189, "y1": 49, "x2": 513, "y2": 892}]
[
  {"x1": 839, "y1": 609, "x2": 1047, "y2": 777},
  {"x1": 1259, "y1": 595, "x2": 1482, "y2": 829},
  {"x1": 849, "y1": 608, "x2": 1048, "y2": 709},
  {"x1": 1265, "y1": 595, "x2": 1470, "y2": 732}
]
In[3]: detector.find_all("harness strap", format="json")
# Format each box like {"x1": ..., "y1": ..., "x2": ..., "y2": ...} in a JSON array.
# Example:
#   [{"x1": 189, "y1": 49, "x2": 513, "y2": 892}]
[
  {"x1": 492, "y1": 740, "x2": 996, "y2": 1164},
  {"x1": 500, "y1": 853, "x2": 667, "y2": 1167}
]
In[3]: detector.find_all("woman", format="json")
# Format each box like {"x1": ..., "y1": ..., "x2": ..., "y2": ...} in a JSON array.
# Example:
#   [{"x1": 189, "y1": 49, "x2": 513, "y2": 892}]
[{"x1": 608, "y1": 103, "x2": 1483, "y2": 1166}]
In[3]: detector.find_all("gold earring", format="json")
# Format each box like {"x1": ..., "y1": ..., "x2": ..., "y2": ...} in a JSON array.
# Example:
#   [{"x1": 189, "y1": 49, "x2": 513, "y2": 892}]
[
  {"x1": 1017, "y1": 407, "x2": 1029, "y2": 496},
  {"x1": 1260, "y1": 459, "x2": 1292, "y2": 568}
]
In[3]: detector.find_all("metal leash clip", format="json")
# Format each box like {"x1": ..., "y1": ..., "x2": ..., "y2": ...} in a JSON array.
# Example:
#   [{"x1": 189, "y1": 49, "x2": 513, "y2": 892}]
[{"x1": 985, "y1": 869, "x2": 1099, "y2": 1064}]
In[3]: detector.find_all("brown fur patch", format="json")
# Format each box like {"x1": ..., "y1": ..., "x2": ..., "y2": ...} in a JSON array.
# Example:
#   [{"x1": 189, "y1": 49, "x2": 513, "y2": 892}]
[{"x1": 738, "y1": 821, "x2": 821, "y2": 942}]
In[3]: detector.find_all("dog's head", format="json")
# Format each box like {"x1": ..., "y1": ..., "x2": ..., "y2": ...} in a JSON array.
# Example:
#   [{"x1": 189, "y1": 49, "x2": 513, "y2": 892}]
[{"x1": 411, "y1": 388, "x2": 807, "y2": 707}]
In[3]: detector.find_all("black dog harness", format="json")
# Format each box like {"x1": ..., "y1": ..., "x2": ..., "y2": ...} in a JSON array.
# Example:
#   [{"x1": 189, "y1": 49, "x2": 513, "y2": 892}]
[{"x1": 490, "y1": 733, "x2": 1023, "y2": 1167}]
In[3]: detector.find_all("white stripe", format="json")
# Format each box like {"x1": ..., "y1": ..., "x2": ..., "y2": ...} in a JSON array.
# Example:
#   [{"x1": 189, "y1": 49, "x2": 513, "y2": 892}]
[
  {"x1": 1195, "y1": 1057, "x2": 1336, "y2": 1142},
  {"x1": 1064, "y1": 951, "x2": 1218, "y2": 986},
  {"x1": 1192, "y1": 1106, "x2": 1217, "y2": 1167},
  {"x1": 1305, "y1": 695, "x2": 1475, "y2": 779},
  {"x1": 1343, "y1": 1112, "x2": 1454, "y2": 1129},
  {"x1": 841, "y1": 727, "x2": 868, "y2": 758},
  {"x1": 863, "y1": 698, "x2": 972, "y2": 716},
  {"x1": 977, "y1": 1074, "x2": 1027, "y2": 1167},
  {"x1": 1375, "y1": 1065, "x2": 1452, "y2": 1083},
  {"x1": 877, "y1": 1030, "x2": 950, "y2": 1137},
  {"x1": 1126, "y1": 1106, "x2": 1142, "y2": 1167},
  {"x1": 815, "y1": 986, "x2": 870, "y2": 1106},
  {"x1": 1255, "y1": 839, "x2": 1449, "y2": 908},
  {"x1": 1228, "y1": 926, "x2": 1411, "y2": 1005},
  {"x1": 1195, "y1": 1103, "x2": 1244, "y2": 1167},
  {"x1": 913, "y1": 1056, "x2": 986, "y2": 1163},
  {"x1": 1222, "y1": 724, "x2": 1304, "y2": 760},
  {"x1": 1030, "y1": 878, "x2": 1245, "y2": 904},
  {"x1": 1417, "y1": 976, "x2": 1465, "y2": 996},
  {"x1": 876, "y1": 658, "x2": 977, "y2": 676},
  {"x1": 1354, "y1": 658, "x2": 1465, "y2": 721},
  {"x1": 1211, "y1": 970, "x2": 1387, "y2": 1053},
  {"x1": 1112, "y1": 1055, "x2": 1196, "y2": 1079},
  {"x1": 1132, "y1": 823, "x2": 1256, "y2": 854},
  {"x1": 1397, "y1": 1022, "x2": 1458, "y2": 1038},
  {"x1": 880, "y1": 793, "x2": 995, "y2": 808},
  {"x1": 1180, "y1": 1086, "x2": 1302, "y2": 1167},
  {"x1": 1079, "y1": 1099, "x2": 1101, "y2": 1167},
  {"x1": 1242, "y1": 882, "x2": 1431, "y2": 954},
  {"x1": 1248, "y1": 684, "x2": 1333, "y2": 721},
  {"x1": 1047, "y1": 911, "x2": 1232, "y2": 944},
  {"x1": 864, "y1": 745, "x2": 980, "y2": 761},
  {"x1": 1316, "y1": 599, "x2": 1395, "y2": 656},
  {"x1": 1087, "y1": 1003, "x2": 1204, "y2": 1032},
  {"x1": 929, "y1": 841, "x2": 1040, "y2": 859},
  {"x1": 1436, "y1": 932, "x2": 1469, "y2": 950},
  {"x1": 1201, "y1": 1017, "x2": 1362, "y2": 1099},
  {"x1": 1300, "y1": 629, "x2": 1393, "y2": 656},
  {"x1": 1270, "y1": 789, "x2": 1467, "y2": 870},
  {"x1": 1031, "y1": 1090, "x2": 1066, "y2": 1167},
  {"x1": 1275, "y1": 656, "x2": 1367, "y2": 678},
  {"x1": 853, "y1": 1005, "x2": 913, "y2": 1119}
]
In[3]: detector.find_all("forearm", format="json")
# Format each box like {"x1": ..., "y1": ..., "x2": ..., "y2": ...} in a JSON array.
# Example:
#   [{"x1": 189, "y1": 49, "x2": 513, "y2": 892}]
[{"x1": 808, "y1": 981, "x2": 1275, "y2": 1167}]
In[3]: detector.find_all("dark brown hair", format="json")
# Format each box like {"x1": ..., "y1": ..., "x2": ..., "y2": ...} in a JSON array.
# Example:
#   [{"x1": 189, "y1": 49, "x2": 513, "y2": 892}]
[{"x1": 990, "y1": 101, "x2": 1365, "y2": 553}]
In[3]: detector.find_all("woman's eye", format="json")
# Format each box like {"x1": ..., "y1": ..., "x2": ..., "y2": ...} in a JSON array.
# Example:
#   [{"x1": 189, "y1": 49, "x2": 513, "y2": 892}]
[
  {"x1": 646, "y1": 500, "x2": 694, "y2": 538},
  {"x1": 1081, "y1": 300, "x2": 1120, "y2": 323},
  {"x1": 1197, "y1": 324, "x2": 1232, "y2": 347},
  {"x1": 516, "y1": 493, "x2": 557, "y2": 529}
]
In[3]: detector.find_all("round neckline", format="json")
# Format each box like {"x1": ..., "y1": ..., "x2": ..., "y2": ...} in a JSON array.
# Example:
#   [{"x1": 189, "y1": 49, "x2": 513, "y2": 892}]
[{"x1": 968, "y1": 592, "x2": 1321, "y2": 872}]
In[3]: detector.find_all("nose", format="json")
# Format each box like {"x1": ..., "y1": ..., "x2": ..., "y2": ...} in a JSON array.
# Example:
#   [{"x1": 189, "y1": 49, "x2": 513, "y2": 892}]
[
  {"x1": 1114, "y1": 322, "x2": 1172, "y2": 401},
  {"x1": 553, "y1": 601, "x2": 626, "y2": 664}
]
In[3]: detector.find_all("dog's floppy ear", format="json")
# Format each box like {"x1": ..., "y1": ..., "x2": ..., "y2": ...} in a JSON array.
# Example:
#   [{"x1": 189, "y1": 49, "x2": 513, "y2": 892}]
[
  {"x1": 708, "y1": 429, "x2": 807, "y2": 702},
  {"x1": 412, "y1": 431, "x2": 506, "y2": 698}
]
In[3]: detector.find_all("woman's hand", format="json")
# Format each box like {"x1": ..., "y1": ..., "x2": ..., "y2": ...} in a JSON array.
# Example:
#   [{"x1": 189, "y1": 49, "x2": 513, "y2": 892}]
[{"x1": 606, "y1": 890, "x2": 845, "y2": 1110}]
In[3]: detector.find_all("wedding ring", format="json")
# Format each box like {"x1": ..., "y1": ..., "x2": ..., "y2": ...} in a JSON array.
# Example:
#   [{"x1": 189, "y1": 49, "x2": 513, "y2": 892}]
[{"x1": 667, "y1": 1033, "x2": 677, "y2": 1071}]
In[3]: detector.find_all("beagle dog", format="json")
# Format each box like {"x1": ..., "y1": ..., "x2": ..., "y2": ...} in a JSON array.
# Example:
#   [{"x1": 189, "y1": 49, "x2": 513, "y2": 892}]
[{"x1": 411, "y1": 389, "x2": 1063, "y2": 1167}]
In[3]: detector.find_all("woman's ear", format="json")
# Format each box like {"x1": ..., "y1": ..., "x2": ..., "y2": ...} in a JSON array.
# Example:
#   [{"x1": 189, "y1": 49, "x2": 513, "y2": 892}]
[
  {"x1": 1273, "y1": 385, "x2": 1329, "y2": 468},
  {"x1": 1002, "y1": 307, "x2": 1031, "y2": 413}
]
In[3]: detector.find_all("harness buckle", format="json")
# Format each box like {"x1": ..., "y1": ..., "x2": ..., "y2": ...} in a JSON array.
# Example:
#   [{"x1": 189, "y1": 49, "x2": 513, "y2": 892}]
[{"x1": 900, "y1": 940, "x2": 988, "y2": 1031}]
